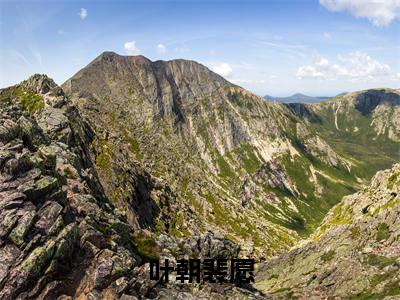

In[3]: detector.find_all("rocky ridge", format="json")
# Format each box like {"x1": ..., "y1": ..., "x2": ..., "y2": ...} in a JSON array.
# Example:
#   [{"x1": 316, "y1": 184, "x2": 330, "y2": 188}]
[
  {"x1": 255, "y1": 163, "x2": 400, "y2": 299},
  {"x1": 0, "y1": 75, "x2": 257, "y2": 299}
]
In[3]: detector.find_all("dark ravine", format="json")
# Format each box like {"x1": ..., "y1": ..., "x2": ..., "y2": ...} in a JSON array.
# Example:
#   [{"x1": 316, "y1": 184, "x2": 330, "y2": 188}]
[{"x1": 0, "y1": 52, "x2": 399, "y2": 299}]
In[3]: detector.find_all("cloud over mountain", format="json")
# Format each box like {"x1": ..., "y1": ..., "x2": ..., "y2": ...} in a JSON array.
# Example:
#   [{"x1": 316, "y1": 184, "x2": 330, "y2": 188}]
[
  {"x1": 208, "y1": 62, "x2": 233, "y2": 77},
  {"x1": 157, "y1": 43, "x2": 166, "y2": 54},
  {"x1": 297, "y1": 52, "x2": 391, "y2": 79},
  {"x1": 124, "y1": 41, "x2": 141, "y2": 55}
]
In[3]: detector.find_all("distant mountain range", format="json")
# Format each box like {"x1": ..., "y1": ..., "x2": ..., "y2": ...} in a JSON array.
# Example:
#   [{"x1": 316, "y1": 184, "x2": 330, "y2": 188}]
[{"x1": 264, "y1": 92, "x2": 347, "y2": 103}]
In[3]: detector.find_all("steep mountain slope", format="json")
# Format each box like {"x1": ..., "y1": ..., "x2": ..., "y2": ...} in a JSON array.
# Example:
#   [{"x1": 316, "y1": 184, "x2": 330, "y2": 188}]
[
  {"x1": 0, "y1": 53, "x2": 399, "y2": 299},
  {"x1": 0, "y1": 75, "x2": 258, "y2": 299},
  {"x1": 255, "y1": 163, "x2": 400, "y2": 299},
  {"x1": 0, "y1": 75, "x2": 141, "y2": 299},
  {"x1": 293, "y1": 88, "x2": 400, "y2": 179},
  {"x1": 62, "y1": 52, "x2": 396, "y2": 256}
]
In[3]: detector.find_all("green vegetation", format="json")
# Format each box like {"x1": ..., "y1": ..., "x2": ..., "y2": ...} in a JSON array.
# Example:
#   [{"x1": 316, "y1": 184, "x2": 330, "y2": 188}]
[
  {"x1": 366, "y1": 253, "x2": 397, "y2": 269},
  {"x1": 320, "y1": 250, "x2": 335, "y2": 262},
  {"x1": 21, "y1": 92, "x2": 45, "y2": 115},
  {"x1": 204, "y1": 192, "x2": 263, "y2": 246},
  {"x1": 376, "y1": 223, "x2": 390, "y2": 241},
  {"x1": 350, "y1": 271, "x2": 400, "y2": 299},
  {"x1": 387, "y1": 172, "x2": 399, "y2": 190},
  {"x1": 315, "y1": 203, "x2": 353, "y2": 239},
  {"x1": 350, "y1": 225, "x2": 361, "y2": 238},
  {"x1": 94, "y1": 138, "x2": 113, "y2": 175},
  {"x1": 232, "y1": 143, "x2": 262, "y2": 174},
  {"x1": 152, "y1": 218, "x2": 164, "y2": 236},
  {"x1": 126, "y1": 135, "x2": 143, "y2": 160},
  {"x1": 216, "y1": 154, "x2": 236, "y2": 178},
  {"x1": 186, "y1": 191, "x2": 204, "y2": 216},
  {"x1": 0, "y1": 86, "x2": 44, "y2": 115},
  {"x1": 309, "y1": 101, "x2": 399, "y2": 181},
  {"x1": 227, "y1": 90, "x2": 255, "y2": 110},
  {"x1": 381, "y1": 197, "x2": 399, "y2": 211},
  {"x1": 132, "y1": 232, "x2": 160, "y2": 261},
  {"x1": 169, "y1": 212, "x2": 190, "y2": 238}
]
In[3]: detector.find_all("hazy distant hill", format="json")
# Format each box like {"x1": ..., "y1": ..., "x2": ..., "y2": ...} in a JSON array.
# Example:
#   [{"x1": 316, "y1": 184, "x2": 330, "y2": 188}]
[{"x1": 264, "y1": 93, "x2": 340, "y2": 103}]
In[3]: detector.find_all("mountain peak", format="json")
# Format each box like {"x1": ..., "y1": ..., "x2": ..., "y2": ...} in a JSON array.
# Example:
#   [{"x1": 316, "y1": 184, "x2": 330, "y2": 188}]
[
  {"x1": 63, "y1": 52, "x2": 230, "y2": 107},
  {"x1": 18, "y1": 74, "x2": 63, "y2": 98},
  {"x1": 92, "y1": 51, "x2": 151, "y2": 65}
]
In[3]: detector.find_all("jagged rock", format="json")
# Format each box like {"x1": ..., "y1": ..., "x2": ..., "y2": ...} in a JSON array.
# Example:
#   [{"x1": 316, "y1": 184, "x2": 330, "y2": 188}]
[
  {"x1": 93, "y1": 250, "x2": 117, "y2": 289},
  {"x1": 37, "y1": 145, "x2": 56, "y2": 170},
  {"x1": 196, "y1": 231, "x2": 240, "y2": 259},
  {"x1": 35, "y1": 201, "x2": 63, "y2": 233},
  {"x1": 0, "y1": 244, "x2": 20, "y2": 284},
  {"x1": 9, "y1": 209, "x2": 36, "y2": 246},
  {"x1": 253, "y1": 160, "x2": 294, "y2": 193},
  {"x1": 0, "y1": 119, "x2": 20, "y2": 143},
  {"x1": 255, "y1": 163, "x2": 400, "y2": 299},
  {"x1": 0, "y1": 209, "x2": 19, "y2": 238},
  {"x1": 19, "y1": 176, "x2": 59, "y2": 202}
]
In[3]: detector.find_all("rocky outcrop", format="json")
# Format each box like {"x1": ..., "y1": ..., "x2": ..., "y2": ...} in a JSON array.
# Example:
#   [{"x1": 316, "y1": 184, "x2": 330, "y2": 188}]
[
  {"x1": 255, "y1": 163, "x2": 400, "y2": 299},
  {"x1": 0, "y1": 75, "x2": 138, "y2": 299},
  {"x1": 354, "y1": 89, "x2": 400, "y2": 116},
  {"x1": 0, "y1": 75, "x2": 259, "y2": 299}
]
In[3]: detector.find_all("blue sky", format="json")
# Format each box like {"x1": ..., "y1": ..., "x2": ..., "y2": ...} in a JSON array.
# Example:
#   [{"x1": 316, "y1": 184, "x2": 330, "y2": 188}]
[{"x1": 1, "y1": 0, "x2": 399, "y2": 96}]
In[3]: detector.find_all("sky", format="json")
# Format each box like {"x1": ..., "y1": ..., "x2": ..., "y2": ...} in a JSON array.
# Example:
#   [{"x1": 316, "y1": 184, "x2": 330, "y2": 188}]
[{"x1": 1, "y1": 0, "x2": 399, "y2": 96}]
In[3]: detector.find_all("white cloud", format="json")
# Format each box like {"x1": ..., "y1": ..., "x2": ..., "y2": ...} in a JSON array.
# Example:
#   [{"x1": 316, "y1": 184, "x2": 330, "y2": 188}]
[
  {"x1": 296, "y1": 52, "x2": 391, "y2": 79},
  {"x1": 323, "y1": 32, "x2": 332, "y2": 39},
  {"x1": 124, "y1": 41, "x2": 141, "y2": 55},
  {"x1": 157, "y1": 43, "x2": 166, "y2": 54},
  {"x1": 320, "y1": 0, "x2": 400, "y2": 26},
  {"x1": 79, "y1": 8, "x2": 87, "y2": 20},
  {"x1": 208, "y1": 62, "x2": 233, "y2": 77}
]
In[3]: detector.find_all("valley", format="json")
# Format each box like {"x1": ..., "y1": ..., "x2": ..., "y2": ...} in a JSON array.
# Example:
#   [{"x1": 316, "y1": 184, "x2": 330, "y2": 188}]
[{"x1": 0, "y1": 53, "x2": 399, "y2": 299}]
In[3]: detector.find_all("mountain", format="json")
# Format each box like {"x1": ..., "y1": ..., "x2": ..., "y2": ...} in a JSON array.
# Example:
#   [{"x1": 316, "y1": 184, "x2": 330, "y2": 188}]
[
  {"x1": 255, "y1": 163, "x2": 400, "y2": 298},
  {"x1": 62, "y1": 52, "x2": 381, "y2": 257},
  {"x1": 264, "y1": 93, "x2": 334, "y2": 103},
  {"x1": 0, "y1": 74, "x2": 258, "y2": 299},
  {"x1": 0, "y1": 52, "x2": 399, "y2": 299},
  {"x1": 296, "y1": 88, "x2": 400, "y2": 179}
]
